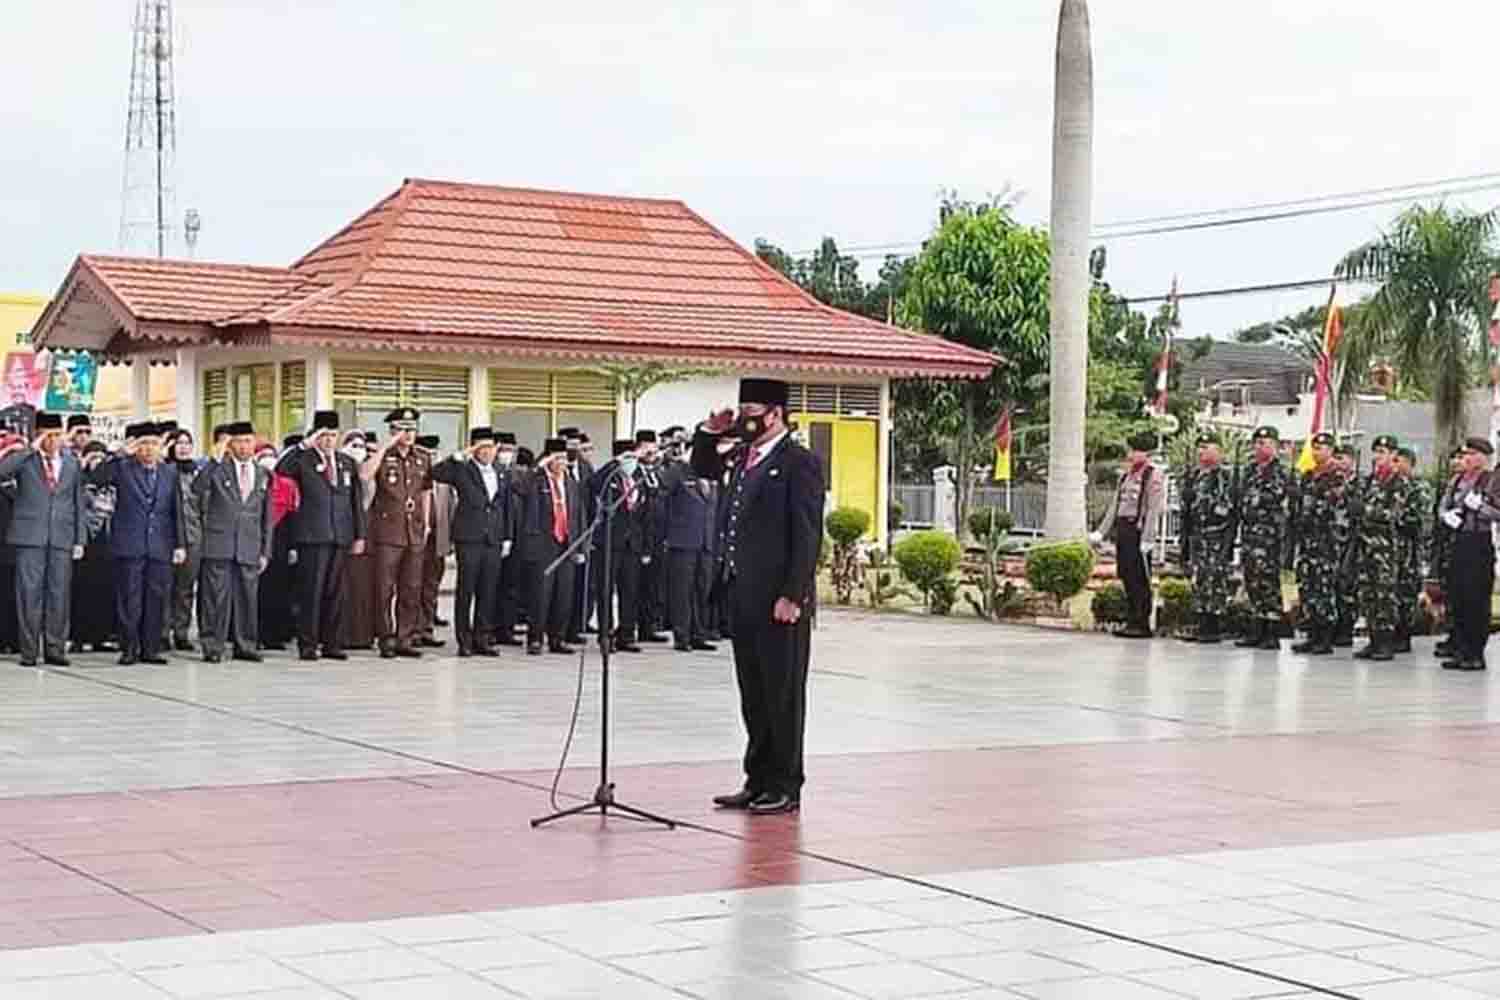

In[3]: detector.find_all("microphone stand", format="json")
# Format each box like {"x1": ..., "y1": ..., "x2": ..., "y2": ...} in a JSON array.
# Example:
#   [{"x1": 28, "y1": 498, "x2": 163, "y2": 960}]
[{"x1": 532, "y1": 464, "x2": 675, "y2": 830}]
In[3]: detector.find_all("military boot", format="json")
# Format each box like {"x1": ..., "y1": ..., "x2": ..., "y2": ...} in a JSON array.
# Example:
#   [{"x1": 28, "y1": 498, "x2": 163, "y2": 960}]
[
  {"x1": 1370, "y1": 630, "x2": 1395, "y2": 662},
  {"x1": 1391, "y1": 626, "x2": 1413, "y2": 654},
  {"x1": 1235, "y1": 619, "x2": 1263, "y2": 648},
  {"x1": 1333, "y1": 619, "x2": 1355, "y2": 647},
  {"x1": 1196, "y1": 614, "x2": 1222, "y2": 644},
  {"x1": 1256, "y1": 619, "x2": 1281, "y2": 650},
  {"x1": 1292, "y1": 626, "x2": 1321, "y2": 654},
  {"x1": 1353, "y1": 633, "x2": 1379, "y2": 659}
]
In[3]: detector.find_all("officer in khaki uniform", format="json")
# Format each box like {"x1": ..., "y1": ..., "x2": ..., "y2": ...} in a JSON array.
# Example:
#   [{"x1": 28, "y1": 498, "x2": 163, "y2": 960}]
[{"x1": 360, "y1": 407, "x2": 432, "y2": 658}]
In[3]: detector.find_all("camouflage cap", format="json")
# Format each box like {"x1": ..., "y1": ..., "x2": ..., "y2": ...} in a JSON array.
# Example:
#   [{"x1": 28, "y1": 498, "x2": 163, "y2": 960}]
[
  {"x1": 1252, "y1": 425, "x2": 1279, "y2": 442},
  {"x1": 1371, "y1": 434, "x2": 1399, "y2": 451},
  {"x1": 1311, "y1": 431, "x2": 1336, "y2": 448},
  {"x1": 1195, "y1": 432, "x2": 1219, "y2": 447},
  {"x1": 1396, "y1": 446, "x2": 1417, "y2": 463},
  {"x1": 1334, "y1": 444, "x2": 1357, "y2": 458}
]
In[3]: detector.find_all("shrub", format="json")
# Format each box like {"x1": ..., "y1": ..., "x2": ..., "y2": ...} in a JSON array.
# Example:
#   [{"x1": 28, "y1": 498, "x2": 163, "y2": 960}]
[
  {"x1": 825, "y1": 507, "x2": 871, "y2": 605},
  {"x1": 1090, "y1": 582, "x2": 1128, "y2": 631},
  {"x1": 865, "y1": 547, "x2": 910, "y2": 609},
  {"x1": 929, "y1": 576, "x2": 959, "y2": 616},
  {"x1": 1156, "y1": 576, "x2": 1193, "y2": 636},
  {"x1": 965, "y1": 514, "x2": 1020, "y2": 621},
  {"x1": 1024, "y1": 540, "x2": 1095, "y2": 610},
  {"x1": 969, "y1": 507, "x2": 1014, "y2": 541},
  {"x1": 893, "y1": 530, "x2": 963, "y2": 610}
]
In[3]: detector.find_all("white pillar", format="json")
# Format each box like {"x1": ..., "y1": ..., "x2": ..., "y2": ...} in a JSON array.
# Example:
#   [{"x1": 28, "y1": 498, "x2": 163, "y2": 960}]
[
  {"x1": 468, "y1": 364, "x2": 488, "y2": 429},
  {"x1": 173, "y1": 349, "x2": 198, "y2": 431},
  {"x1": 311, "y1": 355, "x2": 333, "y2": 409},
  {"x1": 932, "y1": 465, "x2": 957, "y2": 535},
  {"x1": 877, "y1": 379, "x2": 892, "y2": 546},
  {"x1": 130, "y1": 356, "x2": 151, "y2": 419}
]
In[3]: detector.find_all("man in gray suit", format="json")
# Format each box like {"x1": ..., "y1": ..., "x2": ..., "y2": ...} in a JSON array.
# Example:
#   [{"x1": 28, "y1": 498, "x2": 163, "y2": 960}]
[
  {"x1": 194, "y1": 421, "x2": 273, "y2": 663},
  {"x1": 0, "y1": 411, "x2": 87, "y2": 666}
]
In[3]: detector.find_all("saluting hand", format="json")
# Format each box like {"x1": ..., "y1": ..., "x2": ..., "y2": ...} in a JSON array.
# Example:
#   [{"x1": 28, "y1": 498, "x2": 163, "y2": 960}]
[
  {"x1": 171, "y1": 548, "x2": 187, "y2": 566},
  {"x1": 71, "y1": 545, "x2": 83, "y2": 561},
  {"x1": 703, "y1": 409, "x2": 735, "y2": 435}
]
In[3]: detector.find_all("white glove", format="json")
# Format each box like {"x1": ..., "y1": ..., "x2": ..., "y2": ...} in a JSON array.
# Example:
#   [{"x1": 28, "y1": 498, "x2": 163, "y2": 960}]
[
  {"x1": 573, "y1": 553, "x2": 586, "y2": 564},
  {"x1": 501, "y1": 540, "x2": 513, "y2": 558},
  {"x1": 451, "y1": 451, "x2": 465, "y2": 463},
  {"x1": 288, "y1": 549, "x2": 298, "y2": 565},
  {"x1": 1465, "y1": 491, "x2": 1484, "y2": 511},
  {"x1": 1443, "y1": 510, "x2": 1464, "y2": 529},
  {"x1": 1088, "y1": 531, "x2": 1103, "y2": 545},
  {"x1": 642, "y1": 555, "x2": 652, "y2": 565}
]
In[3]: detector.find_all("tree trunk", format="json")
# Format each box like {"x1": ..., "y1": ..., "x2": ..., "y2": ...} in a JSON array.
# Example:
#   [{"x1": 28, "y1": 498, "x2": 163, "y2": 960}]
[
  {"x1": 955, "y1": 396, "x2": 975, "y2": 542},
  {"x1": 1043, "y1": 0, "x2": 1094, "y2": 539}
]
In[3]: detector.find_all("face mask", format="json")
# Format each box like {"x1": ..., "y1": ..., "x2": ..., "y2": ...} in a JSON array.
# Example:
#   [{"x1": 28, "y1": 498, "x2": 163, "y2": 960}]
[
  {"x1": 618, "y1": 455, "x2": 640, "y2": 477},
  {"x1": 732, "y1": 410, "x2": 768, "y2": 440},
  {"x1": 343, "y1": 445, "x2": 367, "y2": 463},
  {"x1": 257, "y1": 456, "x2": 276, "y2": 471},
  {"x1": 496, "y1": 451, "x2": 515, "y2": 467}
]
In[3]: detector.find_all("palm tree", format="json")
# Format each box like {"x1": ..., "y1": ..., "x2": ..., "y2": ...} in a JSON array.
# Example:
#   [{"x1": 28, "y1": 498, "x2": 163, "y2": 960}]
[
  {"x1": 1337, "y1": 205, "x2": 1498, "y2": 452},
  {"x1": 1043, "y1": 0, "x2": 1094, "y2": 538}
]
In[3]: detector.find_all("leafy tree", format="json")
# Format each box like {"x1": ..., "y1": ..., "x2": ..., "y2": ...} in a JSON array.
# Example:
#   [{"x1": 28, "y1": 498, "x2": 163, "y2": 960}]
[
  {"x1": 1337, "y1": 205, "x2": 1499, "y2": 452},
  {"x1": 595, "y1": 363, "x2": 706, "y2": 433}
]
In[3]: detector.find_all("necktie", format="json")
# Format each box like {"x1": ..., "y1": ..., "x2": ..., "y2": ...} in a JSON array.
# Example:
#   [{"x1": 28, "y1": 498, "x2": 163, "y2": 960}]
[
  {"x1": 239, "y1": 461, "x2": 252, "y2": 501},
  {"x1": 42, "y1": 455, "x2": 57, "y2": 492},
  {"x1": 745, "y1": 446, "x2": 761, "y2": 471},
  {"x1": 551, "y1": 474, "x2": 568, "y2": 544},
  {"x1": 324, "y1": 451, "x2": 336, "y2": 486}
]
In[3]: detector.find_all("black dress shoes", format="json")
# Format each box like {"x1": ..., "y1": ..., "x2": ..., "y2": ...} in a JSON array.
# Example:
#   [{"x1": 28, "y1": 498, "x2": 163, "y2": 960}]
[
  {"x1": 19, "y1": 657, "x2": 37, "y2": 667},
  {"x1": 495, "y1": 637, "x2": 523, "y2": 647},
  {"x1": 44, "y1": 654, "x2": 69, "y2": 667},
  {"x1": 417, "y1": 636, "x2": 445, "y2": 649},
  {"x1": 549, "y1": 640, "x2": 574, "y2": 655},
  {"x1": 640, "y1": 632, "x2": 668, "y2": 643},
  {"x1": 747, "y1": 792, "x2": 799, "y2": 815},
  {"x1": 395, "y1": 646, "x2": 422, "y2": 659},
  {"x1": 473, "y1": 645, "x2": 501, "y2": 657},
  {"x1": 526, "y1": 643, "x2": 542, "y2": 656},
  {"x1": 203, "y1": 652, "x2": 222, "y2": 664},
  {"x1": 140, "y1": 655, "x2": 169, "y2": 665},
  {"x1": 673, "y1": 642, "x2": 692, "y2": 652},
  {"x1": 692, "y1": 640, "x2": 718, "y2": 652},
  {"x1": 712, "y1": 788, "x2": 759, "y2": 809},
  {"x1": 614, "y1": 640, "x2": 643, "y2": 653},
  {"x1": 322, "y1": 648, "x2": 349, "y2": 661},
  {"x1": 173, "y1": 637, "x2": 195, "y2": 652},
  {"x1": 233, "y1": 649, "x2": 263, "y2": 663},
  {"x1": 298, "y1": 648, "x2": 319, "y2": 661},
  {"x1": 118, "y1": 652, "x2": 138, "y2": 666},
  {"x1": 379, "y1": 647, "x2": 398, "y2": 660}
]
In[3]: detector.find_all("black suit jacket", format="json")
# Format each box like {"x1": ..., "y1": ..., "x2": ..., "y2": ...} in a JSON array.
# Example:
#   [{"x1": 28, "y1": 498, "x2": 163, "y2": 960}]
[
  {"x1": 588, "y1": 460, "x2": 649, "y2": 555},
  {"x1": 275, "y1": 446, "x2": 366, "y2": 547},
  {"x1": 665, "y1": 475, "x2": 717, "y2": 552},
  {"x1": 430, "y1": 457, "x2": 512, "y2": 548},
  {"x1": 518, "y1": 466, "x2": 584, "y2": 562},
  {"x1": 691, "y1": 429, "x2": 823, "y2": 615},
  {"x1": 193, "y1": 457, "x2": 275, "y2": 566}
]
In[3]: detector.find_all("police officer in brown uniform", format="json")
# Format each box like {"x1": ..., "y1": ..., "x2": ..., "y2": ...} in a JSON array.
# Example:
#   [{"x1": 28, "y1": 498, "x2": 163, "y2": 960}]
[{"x1": 360, "y1": 407, "x2": 431, "y2": 659}]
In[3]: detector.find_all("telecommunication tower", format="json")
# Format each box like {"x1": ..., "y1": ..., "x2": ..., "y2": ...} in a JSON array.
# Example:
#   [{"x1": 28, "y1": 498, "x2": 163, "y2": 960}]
[{"x1": 119, "y1": 0, "x2": 177, "y2": 258}]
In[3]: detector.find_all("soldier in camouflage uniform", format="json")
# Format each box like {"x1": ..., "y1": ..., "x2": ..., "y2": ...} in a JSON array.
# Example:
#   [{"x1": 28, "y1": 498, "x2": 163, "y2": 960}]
[
  {"x1": 1183, "y1": 433, "x2": 1236, "y2": 644},
  {"x1": 1234, "y1": 426, "x2": 1293, "y2": 650},
  {"x1": 1391, "y1": 446, "x2": 1428, "y2": 654},
  {"x1": 1353, "y1": 434, "x2": 1409, "y2": 661},
  {"x1": 1332, "y1": 444, "x2": 1362, "y2": 646},
  {"x1": 1432, "y1": 448, "x2": 1463, "y2": 661},
  {"x1": 1290, "y1": 432, "x2": 1345, "y2": 655}
]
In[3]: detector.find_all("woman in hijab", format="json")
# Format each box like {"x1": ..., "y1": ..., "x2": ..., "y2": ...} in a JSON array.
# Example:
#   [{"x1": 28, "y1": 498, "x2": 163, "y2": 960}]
[
  {"x1": 71, "y1": 440, "x2": 119, "y2": 653},
  {"x1": 163, "y1": 428, "x2": 203, "y2": 651},
  {"x1": 260, "y1": 436, "x2": 301, "y2": 650},
  {"x1": 340, "y1": 429, "x2": 379, "y2": 651}
]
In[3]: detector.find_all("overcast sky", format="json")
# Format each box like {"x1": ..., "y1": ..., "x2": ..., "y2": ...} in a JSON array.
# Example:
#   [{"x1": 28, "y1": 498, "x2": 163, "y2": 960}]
[{"x1": 4, "y1": 1, "x2": 1498, "y2": 338}]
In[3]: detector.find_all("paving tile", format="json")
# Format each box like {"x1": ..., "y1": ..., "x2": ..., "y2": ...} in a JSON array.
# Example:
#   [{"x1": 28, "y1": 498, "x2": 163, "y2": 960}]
[
  {"x1": 136, "y1": 957, "x2": 317, "y2": 996},
  {"x1": 1245, "y1": 950, "x2": 1406, "y2": 987},
  {"x1": 275, "y1": 946, "x2": 453, "y2": 985},
  {"x1": 807, "y1": 960, "x2": 983, "y2": 998},
  {"x1": 1352, "y1": 940, "x2": 1500, "y2": 976},
  {"x1": 0, "y1": 972, "x2": 173, "y2": 999},
  {"x1": 0, "y1": 944, "x2": 116, "y2": 980},
  {"x1": 1008, "y1": 978, "x2": 1191, "y2": 999},
  {"x1": 925, "y1": 951, "x2": 1095, "y2": 987}
]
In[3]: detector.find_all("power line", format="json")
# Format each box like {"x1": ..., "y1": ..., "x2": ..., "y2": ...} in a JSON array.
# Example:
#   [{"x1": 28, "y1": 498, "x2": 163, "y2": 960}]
[
  {"x1": 786, "y1": 171, "x2": 1500, "y2": 259},
  {"x1": 1121, "y1": 275, "x2": 1377, "y2": 306}
]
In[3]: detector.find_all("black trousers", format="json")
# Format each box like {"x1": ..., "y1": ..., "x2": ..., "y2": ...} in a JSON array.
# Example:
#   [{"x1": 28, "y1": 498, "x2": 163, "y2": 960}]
[
  {"x1": 200, "y1": 559, "x2": 260, "y2": 655},
  {"x1": 454, "y1": 542, "x2": 502, "y2": 649},
  {"x1": 568, "y1": 550, "x2": 591, "y2": 637},
  {"x1": 1115, "y1": 519, "x2": 1153, "y2": 629},
  {"x1": 496, "y1": 551, "x2": 522, "y2": 637},
  {"x1": 298, "y1": 543, "x2": 349, "y2": 652},
  {"x1": 639, "y1": 551, "x2": 667, "y2": 633},
  {"x1": 0, "y1": 560, "x2": 16, "y2": 651},
  {"x1": 595, "y1": 546, "x2": 641, "y2": 640},
  {"x1": 1450, "y1": 535, "x2": 1495, "y2": 661},
  {"x1": 526, "y1": 546, "x2": 576, "y2": 644},
  {"x1": 670, "y1": 548, "x2": 711, "y2": 643},
  {"x1": 729, "y1": 584, "x2": 811, "y2": 800},
  {"x1": 117, "y1": 556, "x2": 172, "y2": 657}
]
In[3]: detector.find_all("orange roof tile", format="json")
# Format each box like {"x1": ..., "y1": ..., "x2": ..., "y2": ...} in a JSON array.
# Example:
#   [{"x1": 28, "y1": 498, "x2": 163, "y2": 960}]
[{"x1": 37, "y1": 179, "x2": 996, "y2": 378}]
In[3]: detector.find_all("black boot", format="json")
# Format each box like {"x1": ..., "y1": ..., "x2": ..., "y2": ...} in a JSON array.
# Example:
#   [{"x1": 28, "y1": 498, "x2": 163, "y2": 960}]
[
  {"x1": 1292, "y1": 626, "x2": 1320, "y2": 654},
  {"x1": 1370, "y1": 630, "x2": 1394, "y2": 662},
  {"x1": 1256, "y1": 619, "x2": 1280, "y2": 650},
  {"x1": 1310, "y1": 625, "x2": 1335, "y2": 655},
  {"x1": 1391, "y1": 625, "x2": 1412, "y2": 654},
  {"x1": 1333, "y1": 619, "x2": 1355, "y2": 647},
  {"x1": 1235, "y1": 619, "x2": 1263, "y2": 648},
  {"x1": 1354, "y1": 633, "x2": 1379, "y2": 659},
  {"x1": 1196, "y1": 614, "x2": 1221, "y2": 644}
]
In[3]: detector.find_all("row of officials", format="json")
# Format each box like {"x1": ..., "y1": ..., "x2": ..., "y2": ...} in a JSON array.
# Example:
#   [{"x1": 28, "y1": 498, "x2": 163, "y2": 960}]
[{"x1": 0, "y1": 409, "x2": 731, "y2": 667}]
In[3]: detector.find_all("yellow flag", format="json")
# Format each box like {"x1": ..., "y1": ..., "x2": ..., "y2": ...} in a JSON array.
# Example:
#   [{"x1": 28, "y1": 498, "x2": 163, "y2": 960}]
[
  {"x1": 1295, "y1": 438, "x2": 1316, "y2": 473},
  {"x1": 993, "y1": 445, "x2": 1011, "y2": 482}
]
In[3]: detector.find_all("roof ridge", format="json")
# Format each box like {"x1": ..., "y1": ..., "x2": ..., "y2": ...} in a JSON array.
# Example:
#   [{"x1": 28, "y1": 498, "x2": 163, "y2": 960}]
[
  {"x1": 403, "y1": 177, "x2": 688, "y2": 207},
  {"x1": 78, "y1": 253, "x2": 298, "y2": 276}
]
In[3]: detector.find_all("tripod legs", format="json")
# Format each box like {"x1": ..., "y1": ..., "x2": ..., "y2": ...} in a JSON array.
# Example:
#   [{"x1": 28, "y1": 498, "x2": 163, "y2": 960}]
[{"x1": 531, "y1": 781, "x2": 677, "y2": 829}]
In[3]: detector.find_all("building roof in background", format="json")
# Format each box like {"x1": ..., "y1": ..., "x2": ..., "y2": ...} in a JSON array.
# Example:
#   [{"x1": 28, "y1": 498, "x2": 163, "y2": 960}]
[
  {"x1": 34, "y1": 179, "x2": 995, "y2": 379},
  {"x1": 1180, "y1": 341, "x2": 1311, "y2": 406}
]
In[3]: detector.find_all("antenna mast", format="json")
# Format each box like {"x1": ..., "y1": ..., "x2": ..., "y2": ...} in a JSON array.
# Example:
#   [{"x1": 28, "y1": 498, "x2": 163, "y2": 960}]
[{"x1": 119, "y1": 0, "x2": 177, "y2": 258}]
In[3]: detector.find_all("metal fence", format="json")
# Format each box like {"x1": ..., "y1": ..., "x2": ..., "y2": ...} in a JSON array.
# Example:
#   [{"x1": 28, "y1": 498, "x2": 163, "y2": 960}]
[{"x1": 894, "y1": 482, "x2": 1183, "y2": 546}]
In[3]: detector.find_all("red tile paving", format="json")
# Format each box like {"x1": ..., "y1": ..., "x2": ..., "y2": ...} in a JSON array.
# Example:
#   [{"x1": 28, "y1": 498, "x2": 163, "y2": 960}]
[
  {"x1": 36, "y1": 179, "x2": 995, "y2": 378},
  {"x1": 6, "y1": 724, "x2": 1500, "y2": 950}
]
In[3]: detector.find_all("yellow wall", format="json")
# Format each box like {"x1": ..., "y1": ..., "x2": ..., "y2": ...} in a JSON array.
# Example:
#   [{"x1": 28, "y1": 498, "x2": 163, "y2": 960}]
[
  {"x1": 794, "y1": 413, "x2": 880, "y2": 537},
  {"x1": 0, "y1": 293, "x2": 176, "y2": 416}
]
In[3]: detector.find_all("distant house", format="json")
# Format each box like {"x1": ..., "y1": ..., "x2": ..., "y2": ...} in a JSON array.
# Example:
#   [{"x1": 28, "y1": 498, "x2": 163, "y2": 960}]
[{"x1": 1179, "y1": 341, "x2": 1313, "y2": 439}]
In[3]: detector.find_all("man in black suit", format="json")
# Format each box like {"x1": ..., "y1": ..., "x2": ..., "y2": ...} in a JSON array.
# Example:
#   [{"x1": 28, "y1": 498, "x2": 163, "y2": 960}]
[
  {"x1": 519, "y1": 437, "x2": 583, "y2": 655},
  {"x1": 194, "y1": 421, "x2": 273, "y2": 663},
  {"x1": 492, "y1": 431, "x2": 525, "y2": 645},
  {"x1": 560, "y1": 427, "x2": 594, "y2": 643},
  {"x1": 88, "y1": 422, "x2": 188, "y2": 665},
  {"x1": 666, "y1": 470, "x2": 718, "y2": 653},
  {"x1": 691, "y1": 379, "x2": 824, "y2": 816},
  {"x1": 429, "y1": 427, "x2": 513, "y2": 657},
  {"x1": 590, "y1": 439, "x2": 649, "y2": 653},
  {"x1": 634, "y1": 429, "x2": 670, "y2": 642},
  {"x1": 276, "y1": 410, "x2": 367, "y2": 661},
  {"x1": 0, "y1": 412, "x2": 87, "y2": 666}
]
